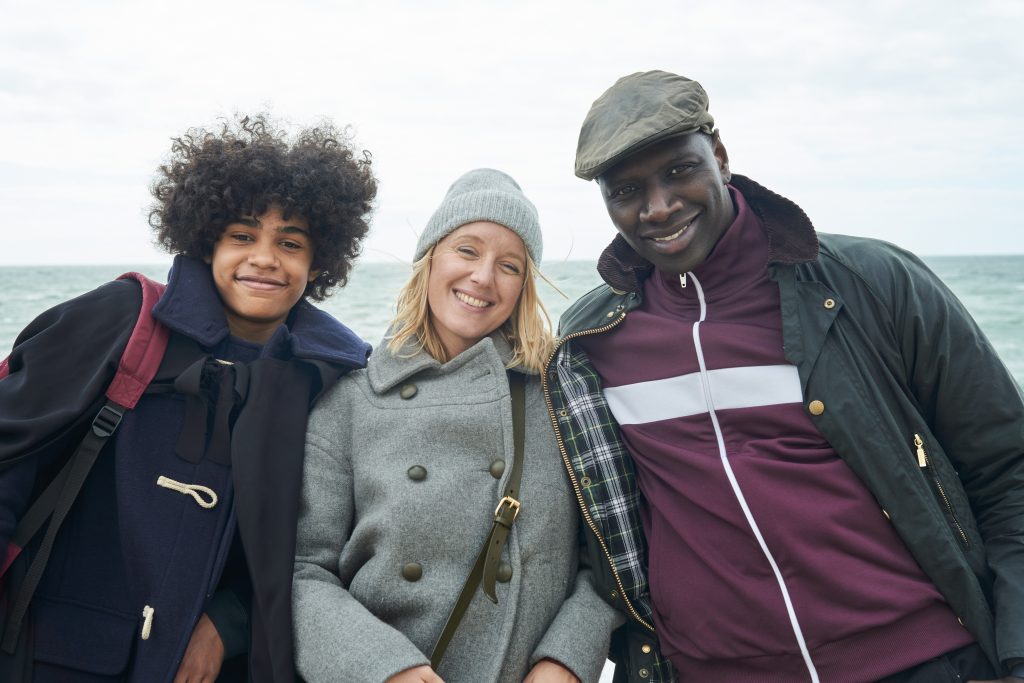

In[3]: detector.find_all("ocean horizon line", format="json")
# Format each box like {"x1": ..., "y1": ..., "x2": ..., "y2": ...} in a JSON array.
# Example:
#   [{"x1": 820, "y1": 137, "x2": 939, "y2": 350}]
[{"x1": 3, "y1": 252, "x2": 1024, "y2": 268}]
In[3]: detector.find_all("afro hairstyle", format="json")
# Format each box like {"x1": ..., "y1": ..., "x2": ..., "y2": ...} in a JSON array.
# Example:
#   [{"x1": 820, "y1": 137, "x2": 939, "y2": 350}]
[{"x1": 149, "y1": 114, "x2": 377, "y2": 301}]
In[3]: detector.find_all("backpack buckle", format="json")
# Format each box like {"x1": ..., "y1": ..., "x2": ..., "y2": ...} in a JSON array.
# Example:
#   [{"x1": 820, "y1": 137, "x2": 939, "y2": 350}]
[{"x1": 92, "y1": 404, "x2": 125, "y2": 437}]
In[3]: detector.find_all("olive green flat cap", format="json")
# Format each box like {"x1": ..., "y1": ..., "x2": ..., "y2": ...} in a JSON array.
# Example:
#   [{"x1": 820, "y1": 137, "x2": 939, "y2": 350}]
[{"x1": 575, "y1": 70, "x2": 715, "y2": 181}]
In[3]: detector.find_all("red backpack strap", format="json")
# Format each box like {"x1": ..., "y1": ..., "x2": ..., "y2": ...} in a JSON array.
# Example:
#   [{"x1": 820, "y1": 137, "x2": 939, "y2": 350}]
[
  {"x1": 0, "y1": 274, "x2": 168, "y2": 389},
  {"x1": 106, "y1": 272, "x2": 170, "y2": 409}
]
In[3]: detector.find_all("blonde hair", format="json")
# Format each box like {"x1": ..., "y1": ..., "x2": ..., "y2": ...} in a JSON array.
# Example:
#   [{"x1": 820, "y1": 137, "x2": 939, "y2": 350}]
[{"x1": 387, "y1": 246, "x2": 554, "y2": 372}]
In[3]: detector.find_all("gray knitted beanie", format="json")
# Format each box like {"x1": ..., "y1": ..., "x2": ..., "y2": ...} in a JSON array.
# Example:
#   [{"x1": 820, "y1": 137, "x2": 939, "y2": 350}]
[{"x1": 414, "y1": 168, "x2": 543, "y2": 264}]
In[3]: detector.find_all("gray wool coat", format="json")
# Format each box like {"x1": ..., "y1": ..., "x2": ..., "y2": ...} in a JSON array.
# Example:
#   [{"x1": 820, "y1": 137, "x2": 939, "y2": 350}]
[{"x1": 293, "y1": 334, "x2": 620, "y2": 683}]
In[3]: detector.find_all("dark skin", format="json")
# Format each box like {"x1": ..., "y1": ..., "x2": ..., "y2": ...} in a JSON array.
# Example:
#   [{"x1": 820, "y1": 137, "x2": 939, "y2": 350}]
[
  {"x1": 598, "y1": 131, "x2": 1022, "y2": 683},
  {"x1": 173, "y1": 614, "x2": 224, "y2": 683},
  {"x1": 598, "y1": 131, "x2": 735, "y2": 276}
]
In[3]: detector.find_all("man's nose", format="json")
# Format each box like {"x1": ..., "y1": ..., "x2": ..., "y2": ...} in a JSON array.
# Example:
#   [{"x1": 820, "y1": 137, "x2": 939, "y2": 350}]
[{"x1": 639, "y1": 189, "x2": 680, "y2": 223}]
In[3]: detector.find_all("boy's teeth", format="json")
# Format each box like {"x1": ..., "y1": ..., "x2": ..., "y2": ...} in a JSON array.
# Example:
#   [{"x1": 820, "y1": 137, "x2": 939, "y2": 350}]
[{"x1": 456, "y1": 291, "x2": 489, "y2": 308}]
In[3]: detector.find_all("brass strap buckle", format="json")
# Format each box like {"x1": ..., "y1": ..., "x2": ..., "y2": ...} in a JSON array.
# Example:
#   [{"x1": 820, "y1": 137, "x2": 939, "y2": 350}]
[{"x1": 494, "y1": 495, "x2": 521, "y2": 524}]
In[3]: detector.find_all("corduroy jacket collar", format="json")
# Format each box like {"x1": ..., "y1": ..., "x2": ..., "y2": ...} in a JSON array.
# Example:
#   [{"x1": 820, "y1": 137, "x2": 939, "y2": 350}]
[{"x1": 596, "y1": 174, "x2": 820, "y2": 293}]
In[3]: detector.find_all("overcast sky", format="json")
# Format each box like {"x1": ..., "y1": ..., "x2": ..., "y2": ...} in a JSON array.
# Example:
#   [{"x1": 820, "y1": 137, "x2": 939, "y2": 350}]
[{"x1": 2, "y1": 0, "x2": 1021, "y2": 266}]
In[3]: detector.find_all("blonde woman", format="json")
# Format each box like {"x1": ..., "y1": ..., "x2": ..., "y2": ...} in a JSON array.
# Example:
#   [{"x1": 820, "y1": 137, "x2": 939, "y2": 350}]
[{"x1": 293, "y1": 169, "x2": 619, "y2": 682}]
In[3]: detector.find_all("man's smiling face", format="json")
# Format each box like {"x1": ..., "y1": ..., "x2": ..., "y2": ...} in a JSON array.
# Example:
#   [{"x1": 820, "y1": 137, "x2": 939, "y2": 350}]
[{"x1": 598, "y1": 132, "x2": 735, "y2": 275}]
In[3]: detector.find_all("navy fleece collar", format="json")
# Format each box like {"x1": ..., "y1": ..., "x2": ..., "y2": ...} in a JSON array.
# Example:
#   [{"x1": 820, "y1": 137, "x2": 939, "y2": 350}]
[{"x1": 152, "y1": 255, "x2": 370, "y2": 368}]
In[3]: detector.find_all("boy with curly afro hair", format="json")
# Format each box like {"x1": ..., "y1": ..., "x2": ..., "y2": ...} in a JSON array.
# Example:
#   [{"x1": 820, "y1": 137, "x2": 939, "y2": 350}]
[
  {"x1": 0, "y1": 115, "x2": 377, "y2": 682},
  {"x1": 150, "y1": 114, "x2": 375, "y2": 303}
]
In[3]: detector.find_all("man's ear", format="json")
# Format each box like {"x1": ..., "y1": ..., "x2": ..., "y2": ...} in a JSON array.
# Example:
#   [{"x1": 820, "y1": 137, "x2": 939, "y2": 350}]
[{"x1": 712, "y1": 131, "x2": 731, "y2": 183}]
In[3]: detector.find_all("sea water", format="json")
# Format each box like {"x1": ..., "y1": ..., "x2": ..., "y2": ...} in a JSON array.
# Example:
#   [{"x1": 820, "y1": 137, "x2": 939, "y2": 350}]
[{"x1": 2, "y1": 257, "x2": 1021, "y2": 385}]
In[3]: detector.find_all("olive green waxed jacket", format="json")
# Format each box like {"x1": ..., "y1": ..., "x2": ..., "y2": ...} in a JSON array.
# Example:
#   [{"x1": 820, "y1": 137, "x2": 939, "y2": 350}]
[{"x1": 545, "y1": 175, "x2": 1024, "y2": 681}]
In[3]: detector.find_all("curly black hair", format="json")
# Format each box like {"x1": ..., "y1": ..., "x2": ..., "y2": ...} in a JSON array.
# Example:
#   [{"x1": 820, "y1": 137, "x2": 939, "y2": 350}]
[{"x1": 149, "y1": 114, "x2": 377, "y2": 301}]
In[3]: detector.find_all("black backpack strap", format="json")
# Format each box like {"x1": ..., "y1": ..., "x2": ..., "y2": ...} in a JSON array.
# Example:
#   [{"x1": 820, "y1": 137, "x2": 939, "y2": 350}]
[
  {"x1": 1, "y1": 274, "x2": 172, "y2": 653},
  {"x1": 1, "y1": 399, "x2": 126, "y2": 653}
]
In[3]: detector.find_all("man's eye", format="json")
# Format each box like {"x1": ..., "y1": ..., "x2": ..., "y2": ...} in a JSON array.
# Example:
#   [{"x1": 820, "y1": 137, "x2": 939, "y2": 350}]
[
  {"x1": 668, "y1": 164, "x2": 693, "y2": 176},
  {"x1": 611, "y1": 185, "x2": 635, "y2": 198}
]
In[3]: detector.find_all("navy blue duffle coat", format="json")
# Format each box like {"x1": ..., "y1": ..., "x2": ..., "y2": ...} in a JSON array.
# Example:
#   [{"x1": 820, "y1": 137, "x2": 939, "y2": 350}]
[{"x1": 0, "y1": 256, "x2": 370, "y2": 682}]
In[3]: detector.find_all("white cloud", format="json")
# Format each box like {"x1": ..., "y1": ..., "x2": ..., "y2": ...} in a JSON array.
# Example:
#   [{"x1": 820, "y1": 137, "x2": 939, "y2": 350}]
[{"x1": 1, "y1": 0, "x2": 1021, "y2": 264}]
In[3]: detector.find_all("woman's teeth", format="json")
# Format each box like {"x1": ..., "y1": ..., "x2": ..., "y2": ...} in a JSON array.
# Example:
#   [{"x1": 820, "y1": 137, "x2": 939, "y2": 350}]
[{"x1": 456, "y1": 291, "x2": 490, "y2": 308}]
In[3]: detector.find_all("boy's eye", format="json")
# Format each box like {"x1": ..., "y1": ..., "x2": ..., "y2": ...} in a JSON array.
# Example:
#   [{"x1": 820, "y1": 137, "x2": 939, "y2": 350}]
[
  {"x1": 280, "y1": 239, "x2": 304, "y2": 250},
  {"x1": 230, "y1": 232, "x2": 255, "y2": 243}
]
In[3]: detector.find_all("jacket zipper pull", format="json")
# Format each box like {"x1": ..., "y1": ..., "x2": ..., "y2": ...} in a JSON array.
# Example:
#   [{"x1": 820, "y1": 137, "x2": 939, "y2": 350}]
[
  {"x1": 679, "y1": 273, "x2": 687, "y2": 289},
  {"x1": 914, "y1": 434, "x2": 927, "y2": 468}
]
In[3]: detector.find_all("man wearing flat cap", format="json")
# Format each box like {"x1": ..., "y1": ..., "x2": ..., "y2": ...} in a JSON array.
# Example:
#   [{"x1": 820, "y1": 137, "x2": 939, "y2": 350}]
[{"x1": 540, "y1": 70, "x2": 1024, "y2": 682}]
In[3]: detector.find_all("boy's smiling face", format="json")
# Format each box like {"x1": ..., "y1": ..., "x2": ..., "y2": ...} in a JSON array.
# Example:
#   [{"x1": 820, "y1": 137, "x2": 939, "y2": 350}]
[{"x1": 209, "y1": 204, "x2": 318, "y2": 344}]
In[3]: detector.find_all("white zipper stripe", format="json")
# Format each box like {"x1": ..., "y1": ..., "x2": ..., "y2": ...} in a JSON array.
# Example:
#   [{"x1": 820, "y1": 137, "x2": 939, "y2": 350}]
[{"x1": 688, "y1": 271, "x2": 820, "y2": 683}]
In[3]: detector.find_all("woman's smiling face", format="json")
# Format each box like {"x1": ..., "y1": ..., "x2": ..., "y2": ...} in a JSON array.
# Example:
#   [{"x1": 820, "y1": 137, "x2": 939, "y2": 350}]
[{"x1": 426, "y1": 221, "x2": 527, "y2": 359}]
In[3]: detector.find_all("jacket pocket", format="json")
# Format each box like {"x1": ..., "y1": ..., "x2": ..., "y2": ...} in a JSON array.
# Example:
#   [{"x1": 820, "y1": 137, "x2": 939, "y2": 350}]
[
  {"x1": 31, "y1": 596, "x2": 136, "y2": 675},
  {"x1": 913, "y1": 433, "x2": 970, "y2": 548}
]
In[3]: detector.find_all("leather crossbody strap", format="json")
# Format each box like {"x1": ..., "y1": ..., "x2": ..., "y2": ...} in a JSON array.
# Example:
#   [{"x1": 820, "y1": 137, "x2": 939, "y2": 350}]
[{"x1": 430, "y1": 370, "x2": 526, "y2": 670}]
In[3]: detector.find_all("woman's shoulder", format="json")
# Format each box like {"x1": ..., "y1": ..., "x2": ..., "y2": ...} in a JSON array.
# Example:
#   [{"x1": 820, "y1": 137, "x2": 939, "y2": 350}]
[{"x1": 314, "y1": 365, "x2": 371, "y2": 406}]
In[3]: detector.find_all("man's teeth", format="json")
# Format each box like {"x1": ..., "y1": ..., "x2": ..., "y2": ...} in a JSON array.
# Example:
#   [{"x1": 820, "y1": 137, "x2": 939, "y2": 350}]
[
  {"x1": 653, "y1": 220, "x2": 693, "y2": 242},
  {"x1": 456, "y1": 291, "x2": 490, "y2": 308}
]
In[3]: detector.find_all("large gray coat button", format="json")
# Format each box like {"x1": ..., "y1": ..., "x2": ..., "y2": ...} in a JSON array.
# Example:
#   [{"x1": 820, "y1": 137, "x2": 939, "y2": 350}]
[
  {"x1": 407, "y1": 465, "x2": 427, "y2": 481},
  {"x1": 489, "y1": 459, "x2": 505, "y2": 479},
  {"x1": 400, "y1": 384, "x2": 418, "y2": 399},
  {"x1": 401, "y1": 563, "x2": 423, "y2": 581}
]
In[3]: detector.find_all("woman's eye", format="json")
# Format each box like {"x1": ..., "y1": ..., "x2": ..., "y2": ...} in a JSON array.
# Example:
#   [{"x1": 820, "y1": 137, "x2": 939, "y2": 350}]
[
  {"x1": 500, "y1": 262, "x2": 522, "y2": 275},
  {"x1": 456, "y1": 246, "x2": 478, "y2": 257}
]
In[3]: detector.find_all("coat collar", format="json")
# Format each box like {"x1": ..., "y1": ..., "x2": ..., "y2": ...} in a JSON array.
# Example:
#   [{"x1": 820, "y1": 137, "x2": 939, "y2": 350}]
[
  {"x1": 152, "y1": 255, "x2": 371, "y2": 368},
  {"x1": 367, "y1": 332, "x2": 528, "y2": 393},
  {"x1": 596, "y1": 174, "x2": 820, "y2": 293}
]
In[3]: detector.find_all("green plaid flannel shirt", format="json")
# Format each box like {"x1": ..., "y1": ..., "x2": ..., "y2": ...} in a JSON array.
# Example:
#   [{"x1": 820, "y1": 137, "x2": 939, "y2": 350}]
[{"x1": 547, "y1": 337, "x2": 678, "y2": 682}]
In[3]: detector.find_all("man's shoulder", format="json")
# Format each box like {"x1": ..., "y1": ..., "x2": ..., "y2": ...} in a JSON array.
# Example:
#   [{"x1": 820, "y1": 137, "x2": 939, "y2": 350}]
[
  {"x1": 558, "y1": 284, "x2": 638, "y2": 337},
  {"x1": 809, "y1": 232, "x2": 934, "y2": 286},
  {"x1": 816, "y1": 232, "x2": 924, "y2": 267},
  {"x1": 802, "y1": 232, "x2": 954, "y2": 315}
]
